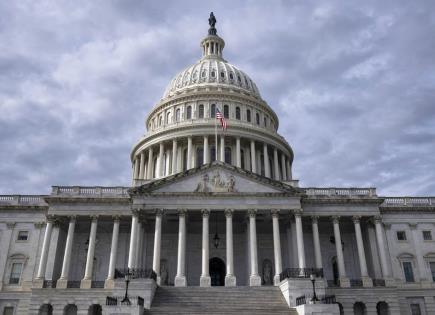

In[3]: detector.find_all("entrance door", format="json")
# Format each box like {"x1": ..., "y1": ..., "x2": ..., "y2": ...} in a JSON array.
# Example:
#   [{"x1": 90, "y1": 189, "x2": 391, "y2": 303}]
[{"x1": 210, "y1": 257, "x2": 225, "y2": 286}]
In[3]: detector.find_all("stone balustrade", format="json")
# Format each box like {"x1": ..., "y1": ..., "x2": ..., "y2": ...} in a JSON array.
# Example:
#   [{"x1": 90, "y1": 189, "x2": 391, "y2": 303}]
[
  {"x1": 0, "y1": 195, "x2": 47, "y2": 206},
  {"x1": 304, "y1": 188, "x2": 377, "y2": 197},
  {"x1": 382, "y1": 197, "x2": 435, "y2": 206},
  {"x1": 51, "y1": 186, "x2": 129, "y2": 196}
]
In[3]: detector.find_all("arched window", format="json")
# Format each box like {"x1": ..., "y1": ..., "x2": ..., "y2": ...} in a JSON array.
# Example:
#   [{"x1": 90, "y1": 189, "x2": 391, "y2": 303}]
[
  {"x1": 38, "y1": 304, "x2": 53, "y2": 315},
  {"x1": 64, "y1": 304, "x2": 77, "y2": 315},
  {"x1": 211, "y1": 104, "x2": 216, "y2": 118},
  {"x1": 247, "y1": 109, "x2": 251, "y2": 122},
  {"x1": 353, "y1": 302, "x2": 366, "y2": 315},
  {"x1": 159, "y1": 115, "x2": 163, "y2": 126},
  {"x1": 175, "y1": 108, "x2": 181, "y2": 122},
  {"x1": 88, "y1": 305, "x2": 102, "y2": 315},
  {"x1": 241, "y1": 149, "x2": 245, "y2": 169},
  {"x1": 224, "y1": 105, "x2": 229, "y2": 118},
  {"x1": 196, "y1": 148, "x2": 204, "y2": 166},
  {"x1": 211, "y1": 70, "x2": 216, "y2": 78},
  {"x1": 186, "y1": 106, "x2": 192, "y2": 119},
  {"x1": 264, "y1": 117, "x2": 267, "y2": 127},
  {"x1": 229, "y1": 73, "x2": 234, "y2": 80},
  {"x1": 225, "y1": 147, "x2": 232, "y2": 164},
  {"x1": 236, "y1": 107, "x2": 241, "y2": 120},
  {"x1": 256, "y1": 113, "x2": 260, "y2": 125},
  {"x1": 376, "y1": 301, "x2": 389, "y2": 315},
  {"x1": 166, "y1": 112, "x2": 171, "y2": 124},
  {"x1": 198, "y1": 104, "x2": 204, "y2": 118}
]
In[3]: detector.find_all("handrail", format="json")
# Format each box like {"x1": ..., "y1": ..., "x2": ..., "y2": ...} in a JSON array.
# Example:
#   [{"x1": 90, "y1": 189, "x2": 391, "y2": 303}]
[{"x1": 114, "y1": 268, "x2": 157, "y2": 281}]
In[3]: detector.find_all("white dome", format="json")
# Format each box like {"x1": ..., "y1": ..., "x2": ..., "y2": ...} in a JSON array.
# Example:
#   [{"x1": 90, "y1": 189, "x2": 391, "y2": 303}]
[{"x1": 163, "y1": 59, "x2": 261, "y2": 99}]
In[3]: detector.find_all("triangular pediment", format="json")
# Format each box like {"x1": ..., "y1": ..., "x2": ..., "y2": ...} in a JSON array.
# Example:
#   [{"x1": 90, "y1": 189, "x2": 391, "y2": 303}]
[{"x1": 129, "y1": 162, "x2": 302, "y2": 195}]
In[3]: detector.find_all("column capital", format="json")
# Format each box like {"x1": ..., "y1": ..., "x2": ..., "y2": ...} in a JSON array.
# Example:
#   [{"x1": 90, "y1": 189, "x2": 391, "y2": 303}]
[
  {"x1": 293, "y1": 209, "x2": 303, "y2": 217},
  {"x1": 155, "y1": 209, "x2": 164, "y2": 217},
  {"x1": 224, "y1": 209, "x2": 234, "y2": 218},
  {"x1": 271, "y1": 209, "x2": 280, "y2": 217},
  {"x1": 178, "y1": 209, "x2": 187, "y2": 216},
  {"x1": 201, "y1": 209, "x2": 210, "y2": 217},
  {"x1": 131, "y1": 209, "x2": 140, "y2": 216},
  {"x1": 46, "y1": 215, "x2": 56, "y2": 223},
  {"x1": 112, "y1": 215, "x2": 121, "y2": 222},
  {"x1": 90, "y1": 215, "x2": 99, "y2": 221},
  {"x1": 409, "y1": 223, "x2": 418, "y2": 230},
  {"x1": 247, "y1": 209, "x2": 257, "y2": 218},
  {"x1": 331, "y1": 215, "x2": 340, "y2": 224},
  {"x1": 68, "y1": 215, "x2": 77, "y2": 222},
  {"x1": 311, "y1": 215, "x2": 319, "y2": 223},
  {"x1": 352, "y1": 215, "x2": 362, "y2": 223},
  {"x1": 373, "y1": 215, "x2": 383, "y2": 224}
]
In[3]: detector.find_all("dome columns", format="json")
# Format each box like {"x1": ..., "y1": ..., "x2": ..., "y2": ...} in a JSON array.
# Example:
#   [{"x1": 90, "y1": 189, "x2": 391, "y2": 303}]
[{"x1": 132, "y1": 135, "x2": 293, "y2": 184}]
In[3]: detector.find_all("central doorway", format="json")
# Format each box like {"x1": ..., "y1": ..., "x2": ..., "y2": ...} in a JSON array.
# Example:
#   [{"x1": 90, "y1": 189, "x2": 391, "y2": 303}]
[{"x1": 210, "y1": 257, "x2": 225, "y2": 286}]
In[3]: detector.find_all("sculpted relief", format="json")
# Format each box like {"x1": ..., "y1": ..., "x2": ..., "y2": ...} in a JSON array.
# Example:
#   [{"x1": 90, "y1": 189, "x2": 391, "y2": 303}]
[{"x1": 194, "y1": 171, "x2": 237, "y2": 193}]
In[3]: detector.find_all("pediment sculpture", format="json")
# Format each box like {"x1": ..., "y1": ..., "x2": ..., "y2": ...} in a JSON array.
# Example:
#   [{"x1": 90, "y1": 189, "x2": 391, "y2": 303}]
[{"x1": 194, "y1": 171, "x2": 237, "y2": 193}]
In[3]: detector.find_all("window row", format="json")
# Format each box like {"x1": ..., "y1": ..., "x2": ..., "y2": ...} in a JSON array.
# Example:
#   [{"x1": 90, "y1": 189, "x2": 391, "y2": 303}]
[
  {"x1": 150, "y1": 104, "x2": 275, "y2": 130},
  {"x1": 396, "y1": 230, "x2": 433, "y2": 241}
]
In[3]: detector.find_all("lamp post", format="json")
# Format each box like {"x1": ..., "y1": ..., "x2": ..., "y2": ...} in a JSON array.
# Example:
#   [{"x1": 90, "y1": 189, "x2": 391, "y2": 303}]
[
  {"x1": 310, "y1": 274, "x2": 318, "y2": 303},
  {"x1": 121, "y1": 269, "x2": 132, "y2": 305}
]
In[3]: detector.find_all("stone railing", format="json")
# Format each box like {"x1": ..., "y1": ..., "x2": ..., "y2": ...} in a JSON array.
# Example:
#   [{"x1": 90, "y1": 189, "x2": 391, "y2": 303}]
[
  {"x1": 382, "y1": 197, "x2": 435, "y2": 207},
  {"x1": 0, "y1": 195, "x2": 47, "y2": 206},
  {"x1": 304, "y1": 188, "x2": 377, "y2": 197},
  {"x1": 51, "y1": 186, "x2": 129, "y2": 197},
  {"x1": 279, "y1": 268, "x2": 324, "y2": 281}
]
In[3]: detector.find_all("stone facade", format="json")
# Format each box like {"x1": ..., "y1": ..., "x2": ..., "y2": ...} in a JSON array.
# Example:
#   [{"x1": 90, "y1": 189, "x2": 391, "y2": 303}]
[{"x1": 1, "y1": 14, "x2": 435, "y2": 315}]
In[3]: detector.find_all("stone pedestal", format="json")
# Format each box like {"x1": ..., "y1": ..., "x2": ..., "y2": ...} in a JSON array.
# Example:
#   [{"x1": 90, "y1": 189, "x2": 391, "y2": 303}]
[
  {"x1": 32, "y1": 278, "x2": 44, "y2": 289},
  {"x1": 274, "y1": 275, "x2": 281, "y2": 286},
  {"x1": 104, "y1": 279, "x2": 115, "y2": 289},
  {"x1": 384, "y1": 278, "x2": 396, "y2": 287},
  {"x1": 80, "y1": 279, "x2": 92, "y2": 289},
  {"x1": 175, "y1": 276, "x2": 186, "y2": 287},
  {"x1": 362, "y1": 276, "x2": 373, "y2": 287},
  {"x1": 339, "y1": 277, "x2": 350, "y2": 288},
  {"x1": 249, "y1": 275, "x2": 261, "y2": 286},
  {"x1": 200, "y1": 276, "x2": 211, "y2": 287},
  {"x1": 56, "y1": 279, "x2": 68, "y2": 289},
  {"x1": 225, "y1": 275, "x2": 236, "y2": 287},
  {"x1": 295, "y1": 303, "x2": 340, "y2": 315},
  {"x1": 279, "y1": 278, "x2": 327, "y2": 308}
]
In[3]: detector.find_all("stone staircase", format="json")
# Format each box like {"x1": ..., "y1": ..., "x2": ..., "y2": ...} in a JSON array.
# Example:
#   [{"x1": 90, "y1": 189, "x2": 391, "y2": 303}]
[{"x1": 145, "y1": 286, "x2": 298, "y2": 315}]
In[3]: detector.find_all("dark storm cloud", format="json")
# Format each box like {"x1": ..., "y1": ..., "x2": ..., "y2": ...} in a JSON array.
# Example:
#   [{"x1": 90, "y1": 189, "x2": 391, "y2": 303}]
[{"x1": 0, "y1": 0, "x2": 434, "y2": 196}]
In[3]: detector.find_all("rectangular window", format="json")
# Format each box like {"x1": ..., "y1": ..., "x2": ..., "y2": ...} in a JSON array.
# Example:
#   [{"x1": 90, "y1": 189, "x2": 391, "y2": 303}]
[
  {"x1": 17, "y1": 231, "x2": 29, "y2": 241},
  {"x1": 9, "y1": 263, "x2": 23, "y2": 284},
  {"x1": 402, "y1": 261, "x2": 415, "y2": 283},
  {"x1": 423, "y1": 230, "x2": 432, "y2": 241},
  {"x1": 397, "y1": 231, "x2": 407, "y2": 241},
  {"x1": 410, "y1": 304, "x2": 421, "y2": 315},
  {"x1": 3, "y1": 307, "x2": 14, "y2": 315},
  {"x1": 430, "y1": 262, "x2": 435, "y2": 282}
]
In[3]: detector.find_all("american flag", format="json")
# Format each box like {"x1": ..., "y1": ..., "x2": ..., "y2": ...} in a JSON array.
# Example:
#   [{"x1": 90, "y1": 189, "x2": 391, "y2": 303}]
[{"x1": 216, "y1": 109, "x2": 227, "y2": 130}]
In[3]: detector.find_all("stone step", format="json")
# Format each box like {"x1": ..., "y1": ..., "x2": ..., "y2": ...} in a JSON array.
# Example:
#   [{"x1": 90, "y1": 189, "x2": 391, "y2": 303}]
[{"x1": 146, "y1": 286, "x2": 296, "y2": 315}]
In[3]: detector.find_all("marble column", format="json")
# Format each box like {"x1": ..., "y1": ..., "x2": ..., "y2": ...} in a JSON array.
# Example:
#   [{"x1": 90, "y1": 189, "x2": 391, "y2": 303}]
[
  {"x1": 332, "y1": 216, "x2": 350, "y2": 287},
  {"x1": 81, "y1": 216, "x2": 98, "y2": 288},
  {"x1": 105, "y1": 216, "x2": 120, "y2": 288},
  {"x1": 236, "y1": 137, "x2": 241, "y2": 167},
  {"x1": 263, "y1": 143, "x2": 271, "y2": 177},
  {"x1": 187, "y1": 136, "x2": 192, "y2": 169},
  {"x1": 200, "y1": 210, "x2": 211, "y2": 287},
  {"x1": 36, "y1": 218, "x2": 54, "y2": 280},
  {"x1": 353, "y1": 216, "x2": 373, "y2": 287},
  {"x1": 152, "y1": 209, "x2": 163, "y2": 285},
  {"x1": 311, "y1": 216, "x2": 323, "y2": 270},
  {"x1": 374, "y1": 216, "x2": 393, "y2": 282},
  {"x1": 281, "y1": 154, "x2": 287, "y2": 181},
  {"x1": 57, "y1": 216, "x2": 76, "y2": 289},
  {"x1": 220, "y1": 135, "x2": 225, "y2": 162},
  {"x1": 135, "y1": 220, "x2": 144, "y2": 268},
  {"x1": 133, "y1": 158, "x2": 139, "y2": 180},
  {"x1": 271, "y1": 210, "x2": 283, "y2": 285},
  {"x1": 128, "y1": 211, "x2": 139, "y2": 269},
  {"x1": 147, "y1": 147, "x2": 154, "y2": 179},
  {"x1": 273, "y1": 148, "x2": 280, "y2": 180},
  {"x1": 250, "y1": 140, "x2": 257, "y2": 173},
  {"x1": 286, "y1": 159, "x2": 291, "y2": 180},
  {"x1": 295, "y1": 212, "x2": 306, "y2": 269},
  {"x1": 248, "y1": 210, "x2": 261, "y2": 286},
  {"x1": 175, "y1": 209, "x2": 187, "y2": 286},
  {"x1": 203, "y1": 136, "x2": 209, "y2": 164},
  {"x1": 172, "y1": 139, "x2": 178, "y2": 174},
  {"x1": 139, "y1": 152, "x2": 146, "y2": 179},
  {"x1": 157, "y1": 142, "x2": 164, "y2": 178},
  {"x1": 225, "y1": 209, "x2": 236, "y2": 286}
]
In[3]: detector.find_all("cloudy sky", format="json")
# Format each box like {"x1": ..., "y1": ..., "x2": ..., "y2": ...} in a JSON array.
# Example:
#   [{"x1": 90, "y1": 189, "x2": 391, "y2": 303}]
[{"x1": 1, "y1": 0, "x2": 434, "y2": 196}]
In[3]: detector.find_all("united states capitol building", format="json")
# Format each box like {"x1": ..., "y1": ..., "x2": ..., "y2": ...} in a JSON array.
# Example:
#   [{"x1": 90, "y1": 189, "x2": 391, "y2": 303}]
[{"x1": 1, "y1": 13, "x2": 435, "y2": 315}]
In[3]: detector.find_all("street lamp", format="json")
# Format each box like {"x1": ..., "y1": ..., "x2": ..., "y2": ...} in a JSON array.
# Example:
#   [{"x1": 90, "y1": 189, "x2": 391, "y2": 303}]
[
  {"x1": 121, "y1": 269, "x2": 132, "y2": 305},
  {"x1": 310, "y1": 274, "x2": 318, "y2": 303}
]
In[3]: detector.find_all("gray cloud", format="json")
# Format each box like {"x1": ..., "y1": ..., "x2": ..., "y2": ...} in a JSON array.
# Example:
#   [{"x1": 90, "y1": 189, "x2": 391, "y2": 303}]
[{"x1": 0, "y1": 1, "x2": 434, "y2": 196}]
